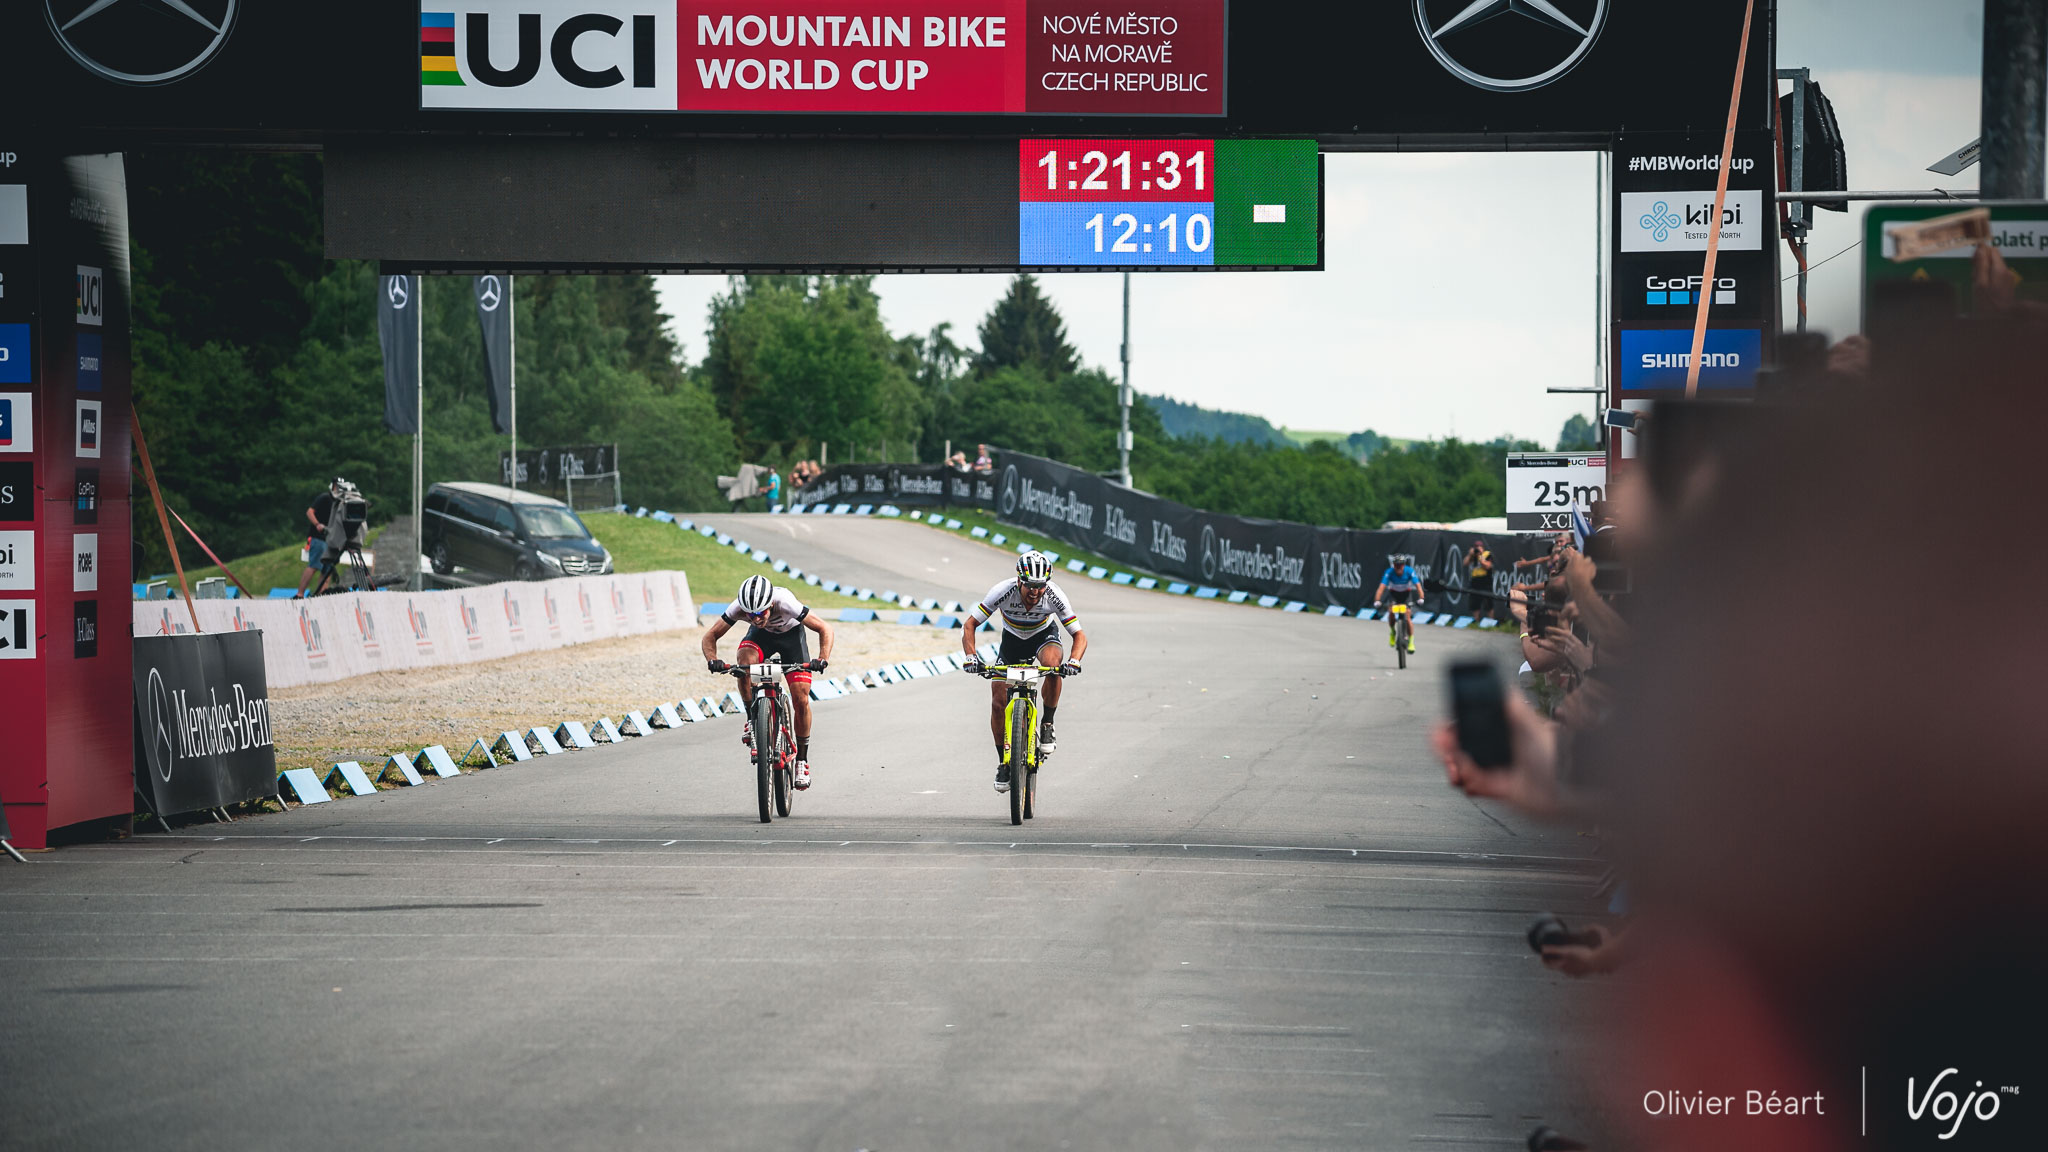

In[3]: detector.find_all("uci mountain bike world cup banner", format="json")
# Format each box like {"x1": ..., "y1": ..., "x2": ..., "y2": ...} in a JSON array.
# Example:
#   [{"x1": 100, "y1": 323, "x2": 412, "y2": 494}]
[{"x1": 419, "y1": 1, "x2": 1226, "y2": 115}]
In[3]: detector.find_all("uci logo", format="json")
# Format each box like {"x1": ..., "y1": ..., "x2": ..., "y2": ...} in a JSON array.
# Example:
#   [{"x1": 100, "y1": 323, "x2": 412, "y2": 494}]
[
  {"x1": 422, "y1": 4, "x2": 675, "y2": 110},
  {"x1": 1908, "y1": 1069, "x2": 2012, "y2": 1142}
]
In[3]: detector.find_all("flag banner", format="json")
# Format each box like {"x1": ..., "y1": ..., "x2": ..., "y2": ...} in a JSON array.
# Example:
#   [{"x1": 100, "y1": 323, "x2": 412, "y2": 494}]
[
  {"x1": 377, "y1": 275, "x2": 419, "y2": 434},
  {"x1": 475, "y1": 274, "x2": 513, "y2": 434}
]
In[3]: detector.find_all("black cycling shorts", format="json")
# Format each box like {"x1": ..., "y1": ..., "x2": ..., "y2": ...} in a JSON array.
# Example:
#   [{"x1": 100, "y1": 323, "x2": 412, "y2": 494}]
[
  {"x1": 1384, "y1": 587, "x2": 1419, "y2": 607},
  {"x1": 740, "y1": 625, "x2": 812, "y2": 681},
  {"x1": 997, "y1": 628, "x2": 1064, "y2": 666}
]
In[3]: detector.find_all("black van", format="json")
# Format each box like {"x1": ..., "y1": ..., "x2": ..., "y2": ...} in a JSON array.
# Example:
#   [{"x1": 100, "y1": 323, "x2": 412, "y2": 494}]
[{"x1": 422, "y1": 482, "x2": 613, "y2": 582}]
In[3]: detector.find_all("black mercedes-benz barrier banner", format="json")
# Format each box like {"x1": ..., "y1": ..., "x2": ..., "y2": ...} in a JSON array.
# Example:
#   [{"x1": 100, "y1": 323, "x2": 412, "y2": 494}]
[
  {"x1": 791, "y1": 464, "x2": 991, "y2": 509},
  {"x1": 986, "y1": 450, "x2": 1550, "y2": 615},
  {"x1": 498, "y1": 443, "x2": 618, "y2": 501},
  {"x1": 474, "y1": 275, "x2": 512, "y2": 434},
  {"x1": 795, "y1": 452, "x2": 1546, "y2": 614},
  {"x1": 133, "y1": 631, "x2": 277, "y2": 818},
  {"x1": 377, "y1": 274, "x2": 419, "y2": 434}
]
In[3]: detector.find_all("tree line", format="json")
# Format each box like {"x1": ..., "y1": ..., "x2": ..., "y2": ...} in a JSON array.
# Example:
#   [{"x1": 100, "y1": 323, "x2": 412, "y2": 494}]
[{"x1": 129, "y1": 152, "x2": 1542, "y2": 573}]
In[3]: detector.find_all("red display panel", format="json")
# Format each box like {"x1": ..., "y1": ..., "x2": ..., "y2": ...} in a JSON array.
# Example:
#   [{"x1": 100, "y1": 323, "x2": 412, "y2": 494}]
[
  {"x1": 1019, "y1": 139, "x2": 1215, "y2": 201},
  {"x1": 676, "y1": 1, "x2": 1224, "y2": 115}
]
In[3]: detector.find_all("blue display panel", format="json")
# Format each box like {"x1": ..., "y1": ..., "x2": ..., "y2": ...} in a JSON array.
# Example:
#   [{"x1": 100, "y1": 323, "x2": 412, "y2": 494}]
[{"x1": 1019, "y1": 201, "x2": 1216, "y2": 266}]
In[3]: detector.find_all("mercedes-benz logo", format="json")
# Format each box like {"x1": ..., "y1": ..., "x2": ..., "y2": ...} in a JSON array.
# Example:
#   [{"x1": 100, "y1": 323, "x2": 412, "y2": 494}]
[
  {"x1": 386, "y1": 275, "x2": 410, "y2": 309},
  {"x1": 1199, "y1": 525, "x2": 1217, "y2": 581},
  {"x1": 999, "y1": 465, "x2": 1019, "y2": 516},
  {"x1": 1441, "y1": 543, "x2": 1467, "y2": 608},
  {"x1": 477, "y1": 275, "x2": 503, "y2": 312},
  {"x1": 46, "y1": 0, "x2": 238, "y2": 86},
  {"x1": 145, "y1": 666, "x2": 177, "y2": 782},
  {"x1": 1414, "y1": 0, "x2": 1607, "y2": 93}
]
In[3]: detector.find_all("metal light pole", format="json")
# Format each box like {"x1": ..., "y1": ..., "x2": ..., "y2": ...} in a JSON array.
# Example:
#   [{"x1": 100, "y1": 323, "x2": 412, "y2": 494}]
[
  {"x1": 509, "y1": 275, "x2": 518, "y2": 493},
  {"x1": 1983, "y1": 0, "x2": 2048, "y2": 199},
  {"x1": 1118, "y1": 272, "x2": 1132, "y2": 487},
  {"x1": 412, "y1": 276, "x2": 424, "y2": 591}
]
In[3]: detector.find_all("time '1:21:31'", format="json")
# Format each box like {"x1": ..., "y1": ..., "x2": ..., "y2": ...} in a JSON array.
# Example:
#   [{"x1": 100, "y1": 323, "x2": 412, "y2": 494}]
[{"x1": 1039, "y1": 148, "x2": 1207, "y2": 193}]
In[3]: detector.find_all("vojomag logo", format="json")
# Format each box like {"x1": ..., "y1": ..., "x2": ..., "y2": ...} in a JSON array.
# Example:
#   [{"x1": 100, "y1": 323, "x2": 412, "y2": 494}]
[
  {"x1": 1414, "y1": 0, "x2": 1607, "y2": 93},
  {"x1": 420, "y1": 2, "x2": 676, "y2": 111},
  {"x1": 1907, "y1": 1068, "x2": 2015, "y2": 1142}
]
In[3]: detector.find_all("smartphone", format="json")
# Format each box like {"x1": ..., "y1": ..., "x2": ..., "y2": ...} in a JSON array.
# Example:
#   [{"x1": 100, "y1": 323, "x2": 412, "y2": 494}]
[
  {"x1": 1602, "y1": 408, "x2": 1638, "y2": 430},
  {"x1": 1448, "y1": 661, "x2": 1513, "y2": 769},
  {"x1": 1591, "y1": 564, "x2": 1631, "y2": 595}
]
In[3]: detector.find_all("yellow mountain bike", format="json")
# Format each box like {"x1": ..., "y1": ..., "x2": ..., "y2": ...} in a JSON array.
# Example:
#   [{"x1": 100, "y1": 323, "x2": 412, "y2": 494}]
[{"x1": 975, "y1": 662, "x2": 1065, "y2": 825}]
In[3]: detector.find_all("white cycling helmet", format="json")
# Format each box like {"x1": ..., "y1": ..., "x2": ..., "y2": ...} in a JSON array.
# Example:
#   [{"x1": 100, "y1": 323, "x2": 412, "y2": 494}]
[
  {"x1": 1016, "y1": 551, "x2": 1052, "y2": 587},
  {"x1": 735, "y1": 575, "x2": 774, "y2": 614}
]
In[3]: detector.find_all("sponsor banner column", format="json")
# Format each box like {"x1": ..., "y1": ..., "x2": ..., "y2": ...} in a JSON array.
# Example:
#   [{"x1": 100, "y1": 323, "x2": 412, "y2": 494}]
[{"x1": 1610, "y1": 131, "x2": 1779, "y2": 450}]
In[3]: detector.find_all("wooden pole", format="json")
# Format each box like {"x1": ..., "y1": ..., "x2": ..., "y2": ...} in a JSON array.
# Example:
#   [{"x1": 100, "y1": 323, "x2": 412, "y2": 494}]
[
  {"x1": 1685, "y1": 0, "x2": 1758, "y2": 398},
  {"x1": 130, "y1": 402, "x2": 201, "y2": 632}
]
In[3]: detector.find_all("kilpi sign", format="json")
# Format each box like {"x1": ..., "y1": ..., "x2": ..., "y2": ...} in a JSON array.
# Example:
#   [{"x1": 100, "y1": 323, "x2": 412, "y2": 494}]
[{"x1": 1505, "y1": 453, "x2": 1606, "y2": 532}]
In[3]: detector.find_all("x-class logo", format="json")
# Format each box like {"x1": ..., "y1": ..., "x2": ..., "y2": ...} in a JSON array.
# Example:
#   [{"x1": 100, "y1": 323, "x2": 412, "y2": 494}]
[
  {"x1": 1414, "y1": 0, "x2": 1607, "y2": 93},
  {"x1": 46, "y1": 0, "x2": 238, "y2": 86},
  {"x1": 1639, "y1": 201, "x2": 1681, "y2": 244}
]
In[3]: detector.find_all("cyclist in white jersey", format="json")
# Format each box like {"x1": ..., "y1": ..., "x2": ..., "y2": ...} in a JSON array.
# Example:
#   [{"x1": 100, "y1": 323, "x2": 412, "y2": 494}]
[
  {"x1": 959, "y1": 551, "x2": 1087, "y2": 792},
  {"x1": 702, "y1": 575, "x2": 834, "y2": 789}
]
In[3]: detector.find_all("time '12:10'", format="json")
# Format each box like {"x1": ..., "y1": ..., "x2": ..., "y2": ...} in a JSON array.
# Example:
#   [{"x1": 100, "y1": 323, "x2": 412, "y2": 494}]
[
  {"x1": 1085, "y1": 211, "x2": 1213, "y2": 254},
  {"x1": 1038, "y1": 148, "x2": 1206, "y2": 193}
]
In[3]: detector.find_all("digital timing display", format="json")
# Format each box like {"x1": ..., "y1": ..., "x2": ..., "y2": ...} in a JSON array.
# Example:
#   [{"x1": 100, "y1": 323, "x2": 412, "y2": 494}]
[{"x1": 1019, "y1": 139, "x2": 1321, "y2": 269}]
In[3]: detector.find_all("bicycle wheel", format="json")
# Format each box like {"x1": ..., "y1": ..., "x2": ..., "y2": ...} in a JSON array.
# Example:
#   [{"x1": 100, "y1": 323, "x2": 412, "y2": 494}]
[
  {"x1": 1008, "y1": 696, "x2": 1032, "y2": 826},
  {"x1": 773, "y1": 706, "x2": 793, "y2": 818},
  {"x1": 751, "y1": 695, "x2": 775, "y2": 823},
  {"x1": 1023, "y1": 760, "x2": 1036, "y2": 820},
  {"x1": 1396, "y1": 615, "x2": 1409, "y2": 670}
]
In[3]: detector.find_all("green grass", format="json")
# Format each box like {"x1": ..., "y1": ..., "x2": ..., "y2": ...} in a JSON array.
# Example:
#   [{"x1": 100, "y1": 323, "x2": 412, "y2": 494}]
[
  {"x1": 167, "y1": 526, "x2": 392, "y2": 597},
  {"x1": 582, "y1": 512, "x2": 872, "y2": 610}
]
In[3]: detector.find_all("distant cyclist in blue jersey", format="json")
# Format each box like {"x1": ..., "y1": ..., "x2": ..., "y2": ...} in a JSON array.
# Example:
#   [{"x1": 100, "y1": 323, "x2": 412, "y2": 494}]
[{"x1": 1373, "y1": 553, "x2": 1423, "y2": 653}]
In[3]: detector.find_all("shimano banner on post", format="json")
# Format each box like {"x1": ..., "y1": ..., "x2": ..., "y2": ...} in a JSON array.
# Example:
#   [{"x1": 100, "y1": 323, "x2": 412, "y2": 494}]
[
  {"x1": 132, "y1": 631, "x2": 278, "y2": 818},
  {"x1": 475, "y1": 275, "x2": 513, "y2": 434},
  {"x1": 986, "y1": 451, "x2": 1549, "y2": 615},
  {"x1": 377, "y1": 274, "x2": 419, "y2": 435}
]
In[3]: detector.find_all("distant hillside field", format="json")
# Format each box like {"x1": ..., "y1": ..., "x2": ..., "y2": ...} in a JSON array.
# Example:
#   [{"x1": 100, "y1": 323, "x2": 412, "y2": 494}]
[{"x1": 1144, "y1": 394, "x2": 1292, "y2": 447}]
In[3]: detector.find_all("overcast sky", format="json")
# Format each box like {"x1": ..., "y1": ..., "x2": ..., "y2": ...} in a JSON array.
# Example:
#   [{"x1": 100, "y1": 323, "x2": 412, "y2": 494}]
[{"x1": 657, "y1": 1, "x2": 1987, "y2": 445}]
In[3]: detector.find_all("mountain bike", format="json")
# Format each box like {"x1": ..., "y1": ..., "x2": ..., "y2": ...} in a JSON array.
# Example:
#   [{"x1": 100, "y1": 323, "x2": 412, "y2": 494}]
[
  {"x1": 1376, "y1": 596, "x2": 1416, "y2": 670},
  {"x1": 727, "y1": 660, "x2": 798, "y2": 822},
  {"x1": 974, "y1": 662, "x2": 1066, "y2": 825}
]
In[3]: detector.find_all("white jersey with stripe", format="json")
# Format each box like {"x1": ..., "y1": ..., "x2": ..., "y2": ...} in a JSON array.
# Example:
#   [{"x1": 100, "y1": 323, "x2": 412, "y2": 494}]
[
  {"x1": 721, "y1": 585, "x2": 809, "y2": 633},
  {"x1": 970, "y1": 578, "x2": 1081, "y2": 639}
]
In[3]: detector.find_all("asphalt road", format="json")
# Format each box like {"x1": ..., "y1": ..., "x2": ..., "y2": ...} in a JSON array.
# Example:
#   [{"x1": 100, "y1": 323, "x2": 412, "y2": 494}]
[{"x1": 1, "y1": 514, "x2": 1605, "y2": 1152}]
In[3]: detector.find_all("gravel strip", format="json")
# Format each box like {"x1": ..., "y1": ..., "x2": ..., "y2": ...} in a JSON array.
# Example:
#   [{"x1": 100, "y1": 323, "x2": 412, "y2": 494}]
[{"x1": 268, "y1": 620, "x2": 959, "y2": 772}]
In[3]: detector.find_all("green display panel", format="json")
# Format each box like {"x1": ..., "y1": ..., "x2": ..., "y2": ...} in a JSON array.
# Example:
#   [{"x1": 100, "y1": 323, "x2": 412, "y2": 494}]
[{"x1": 1864, "y1": 203, "x2": 2048, "y2": 326}]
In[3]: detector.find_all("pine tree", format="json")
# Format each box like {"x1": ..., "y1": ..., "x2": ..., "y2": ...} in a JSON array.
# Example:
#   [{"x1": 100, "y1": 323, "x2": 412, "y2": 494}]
[{"x1": 973, "y1": 274, "x2": 1079, "y2": 379}]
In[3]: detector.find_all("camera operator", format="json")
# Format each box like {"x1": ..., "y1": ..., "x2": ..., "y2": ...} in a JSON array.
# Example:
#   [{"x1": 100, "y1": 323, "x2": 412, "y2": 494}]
[
  {"x1": 294, "y1": 478, "x2": 345, "y2": 598},
  {"x1": 1464, "y1": 539, "x2": 1497, "y2": 623}
]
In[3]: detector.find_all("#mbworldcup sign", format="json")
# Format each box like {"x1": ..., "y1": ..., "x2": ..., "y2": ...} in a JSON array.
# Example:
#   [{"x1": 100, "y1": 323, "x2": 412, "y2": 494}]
[
  {"x1": 1413, "y1": 0, "x2": 1607, "y2": 93},
  {"x1": 46, "y1": 0, "x2": 239, "y2": 86}
]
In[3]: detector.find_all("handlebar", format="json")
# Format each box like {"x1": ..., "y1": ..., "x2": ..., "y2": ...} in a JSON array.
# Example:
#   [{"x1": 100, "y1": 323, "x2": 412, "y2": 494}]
[{"x1": 970, "y1": 662, "x2": 1067, "y2": 680}]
